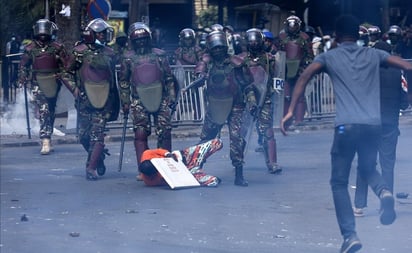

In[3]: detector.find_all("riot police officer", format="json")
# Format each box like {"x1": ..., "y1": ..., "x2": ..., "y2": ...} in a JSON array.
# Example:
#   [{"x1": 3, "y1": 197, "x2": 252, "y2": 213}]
[
  {"x1": 240, "y1": 28, "x2": 282, "y2": 174},
  {"x1": 118, "y1": 22, "x2": 178, "y2": 174},
  {"x1": 193, "y1": 30, "x2": 255, "y2": 186},
  {"x1": 387, "y1": 25, "x2": 406, "y2": 57},
  {"x1": 111, "y1": 31, "x2": 128, "y2": 65},
  {"x1": 174, "y1": 28, "x2": 203, "y2": 65},
  {"x1": 65, "y1": 18, "x2": 118, "y2": 181},
  {"x1": 357, "y1": 25, "x2": 369, "y2": 47},
  {"x1": 262, "y1": 29, "x2": 278, "y2": 55},
  {"x1": 18, "y1": 19, "x2": 69, "y2": 155},
  {"x1": 279, "y1": 15, "x2": 314, "y2": 128},
  {"x1": 367, "y1": 25, "x2": 382, "y2": 48}
]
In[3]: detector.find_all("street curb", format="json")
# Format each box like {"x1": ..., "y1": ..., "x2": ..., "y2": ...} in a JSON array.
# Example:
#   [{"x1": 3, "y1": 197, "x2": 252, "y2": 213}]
[
  {"x1": 1, "y1": 114, "x2": 411, "y2": 148},
  {"x1": 0, "y1": 123, "x2": 331, "y2": 148}
]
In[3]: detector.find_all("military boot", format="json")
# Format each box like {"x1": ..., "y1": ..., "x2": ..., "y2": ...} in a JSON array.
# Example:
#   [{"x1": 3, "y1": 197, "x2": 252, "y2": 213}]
[
  {"x1": 265, "y1": 139, "x2": 282, "y2": 174},
  {"x1": 86, "y1": 143, "x2": 104, "y2": 181},
  {"x1": 96, "y1": 147, "x2": 110, "y2": 176},
  {"x1": 134, "y1": 130, "x2": 149, "y2": 166},
  {"x1": 40, "y1": 138, "x2": 51, "y2": 155},
  {"x1": 234, "y1": 166, "x2": 248, "y2": 187}
]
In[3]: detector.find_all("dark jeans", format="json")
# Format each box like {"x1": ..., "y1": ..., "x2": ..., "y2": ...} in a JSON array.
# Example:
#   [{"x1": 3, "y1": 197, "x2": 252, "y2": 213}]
[
  {"x1": 330, "y1": 124, "x2": 389, "y2": 239},
  {"x1": 354, "y1": 125, "x2": 400, "y2": 208}
]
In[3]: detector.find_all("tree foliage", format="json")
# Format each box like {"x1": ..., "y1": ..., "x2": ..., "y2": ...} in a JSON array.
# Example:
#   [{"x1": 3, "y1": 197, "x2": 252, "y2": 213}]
[
  {"x1": 198, "y1": 6, "x2": 219, "y2": 29},
  {"x1": 0, "y1": 0, "x2": 44, "y2": 55}
]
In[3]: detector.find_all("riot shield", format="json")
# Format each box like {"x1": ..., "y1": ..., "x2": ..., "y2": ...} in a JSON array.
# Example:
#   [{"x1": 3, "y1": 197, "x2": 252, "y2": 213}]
[{"x1": 240, "y1": 65, "x2": 269, "y2": 145}]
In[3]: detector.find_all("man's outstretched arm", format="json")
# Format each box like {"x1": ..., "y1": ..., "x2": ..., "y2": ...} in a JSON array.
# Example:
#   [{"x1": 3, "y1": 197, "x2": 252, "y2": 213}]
[{"x1": 280, "y1": 62, "x2": 323, "y2": 135}]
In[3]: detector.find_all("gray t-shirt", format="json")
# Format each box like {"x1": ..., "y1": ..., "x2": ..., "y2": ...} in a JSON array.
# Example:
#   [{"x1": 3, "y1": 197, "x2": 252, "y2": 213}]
[{"x1": 314, "y1": 42, "x2": 390, "y2": 126}]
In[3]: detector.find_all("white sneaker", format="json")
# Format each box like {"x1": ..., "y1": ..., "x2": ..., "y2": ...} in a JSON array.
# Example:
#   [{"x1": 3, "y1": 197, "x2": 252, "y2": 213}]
[{"x1": 353, "y1": 207, "x2": 365, "y2": 217}]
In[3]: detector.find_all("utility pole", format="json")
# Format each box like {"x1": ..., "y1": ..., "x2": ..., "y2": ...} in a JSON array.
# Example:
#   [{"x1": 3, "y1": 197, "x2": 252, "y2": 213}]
[
  {"x1": 381, "y1": 0, "x2": 390, "y2": 32},
  {"x1": 45, "y1": 0, "x2": 49, "y2": 19},
  {"x1": 340, "y1": 0, "x2": 352, "y2": 14}
]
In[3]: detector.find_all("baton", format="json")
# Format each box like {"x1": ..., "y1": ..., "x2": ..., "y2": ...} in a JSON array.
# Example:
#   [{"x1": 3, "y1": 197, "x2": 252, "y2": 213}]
[
  {"x1": 23, "y1": 83, "x2": 32, "y2": 139},
  {"x1": 118, "y1": 114, "x2": 128, "y2": 172},
  {"x1": 183, "y1": 75, "x2": 206, "y2": 92}
]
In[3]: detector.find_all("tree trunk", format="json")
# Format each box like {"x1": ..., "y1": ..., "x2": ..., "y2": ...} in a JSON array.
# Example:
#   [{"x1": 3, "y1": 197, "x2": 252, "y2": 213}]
[{"x1": 54, "y1": 0, "x2": 82, "y2": 52}]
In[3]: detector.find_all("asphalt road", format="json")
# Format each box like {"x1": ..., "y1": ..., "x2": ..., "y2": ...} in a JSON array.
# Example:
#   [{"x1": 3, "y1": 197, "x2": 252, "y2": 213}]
[{"x1": 1, "y1": 124, "x2": 411, "y2": 253}]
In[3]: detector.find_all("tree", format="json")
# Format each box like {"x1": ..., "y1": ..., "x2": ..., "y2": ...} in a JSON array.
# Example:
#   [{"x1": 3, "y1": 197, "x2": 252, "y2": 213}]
[
  {"x1": 198, "y1": 6, "x2": 219, "y2": 29},
  {"x1": 0, "y1": 0, "x2": 43, "y2": 56},
  {"x1": 54, "y1": 0, "x2": 82, "y2": 51}
]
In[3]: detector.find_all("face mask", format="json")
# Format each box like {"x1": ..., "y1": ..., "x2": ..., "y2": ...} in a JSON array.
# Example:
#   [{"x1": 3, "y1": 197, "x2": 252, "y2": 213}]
[
  {"x1": 95, "y1": 39, "x2": 105, "y2": 46},
  {"x1": 356, "y1": 40, "x2": 365, "y2": 47}
]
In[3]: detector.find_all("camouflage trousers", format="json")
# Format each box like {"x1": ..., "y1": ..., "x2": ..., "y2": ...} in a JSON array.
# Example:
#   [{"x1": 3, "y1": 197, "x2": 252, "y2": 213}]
[
  {"x1": 76, "y1": 95, "x2": 108, "y2": 152},
  {"x1": 200, "y1": 104, "x2": 246, "y2": 168},
  {"x1": 31, "y1": 84, "x2": 59, "y2": 139},
  {"x1": 256, "y1": 94, "x2": 275, "y2": 142},
  {"x1": 130, "y1": 97, "x2": 173, "y2": 145}
]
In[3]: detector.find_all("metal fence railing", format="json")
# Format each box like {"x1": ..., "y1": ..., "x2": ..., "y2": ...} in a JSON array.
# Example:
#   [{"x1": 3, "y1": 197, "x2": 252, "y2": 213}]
[
  {"x1": 305, "y1": 72, "x2": 336, "y2": 119},
  {"x1": 3, "y1": 58, "x2": 411, "y2": 129},
  {"x1": 170, "y1": 65, "x2": 205, "y2": 126}
]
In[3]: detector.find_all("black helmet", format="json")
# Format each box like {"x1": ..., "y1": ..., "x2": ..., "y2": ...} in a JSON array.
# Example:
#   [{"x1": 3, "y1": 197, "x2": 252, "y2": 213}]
[
  {"x1": 179, "y1": 28, "x2": 196, "y2": 47},
  {"x1": 33, "y1": 19, "x2": 53, "y2": 36},
  {"x1": 223, "y1": 25, "x2": 234, "y2": 34},
  {"x1": 284, "y1": 15, "x2": 301, "y2": 34},
  {"x1": 83, "y1": 18, "x2": 114, "y2": 44},
  {"x1": 368, "y1": 26, "x2": 381, "y2": 36},
  {"x1": 358, "y1": 25, "x2": 369, "y2": 37},
  {"x1": 305, "y1": 26, "x2": 316, "y2": 36},
  {"x1": 199, "y1": 32, "x2": 208, "y2": 49},
  {"x1": 207, "y1": 31, "x2": 228, "y2": 60},
  {"x1": 210, "y1": 24, "x2": 224, "y2": 32},
  {"x1": 245, "y1": 28, "x2": 264, "y2": 53},
  {"x1": 33, "y1": 19, "x2": 54, "y2": 42},
  {"x1": 387, "y1": 25, "x2": 402, "y2": 36},
  {"x1": 128, "y1": 22, "x2": 152, "y2": 41},
  {"x1": 207, "y1": 30, "x2": 228, "y2": 50}
]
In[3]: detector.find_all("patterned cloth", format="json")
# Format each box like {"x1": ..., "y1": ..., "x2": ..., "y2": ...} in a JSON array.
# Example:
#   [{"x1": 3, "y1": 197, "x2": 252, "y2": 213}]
[{"x1": 140, "y1": 139, "x2": 223, "y2": 187}]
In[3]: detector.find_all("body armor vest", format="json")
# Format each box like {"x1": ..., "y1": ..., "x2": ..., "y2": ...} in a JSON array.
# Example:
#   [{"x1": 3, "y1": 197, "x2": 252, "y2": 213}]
[
  {"x1": 31, "y1": 45, "x2": 60, "y2": 98},
  {"x1": 130, "y1": 54, "x2": 164, "y2": 112},
  {"x1": 281, "y1": 34, "x2": 306, "y2": 79},
  {"x1": 249, "y1": 64, "x2": 269, "y2": 107},
  {"x1": 178, "y1": 47, "x2": 198, "y2": 65},
  {"x1": 206, "y1": 63, "x2": 238, "y2": 124},
  {"x1": 79, "y1": 57, "x2": 112, "y2": 109}
]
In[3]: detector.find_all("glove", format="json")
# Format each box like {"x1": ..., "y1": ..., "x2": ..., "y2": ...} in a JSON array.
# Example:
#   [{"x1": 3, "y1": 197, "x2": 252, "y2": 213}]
[
  {"x1": 169, "y1": 100, "x2": 178, "y2": 112},
  {"x1": 165, "y1": 152, "x2": 178, "y2": 162}
]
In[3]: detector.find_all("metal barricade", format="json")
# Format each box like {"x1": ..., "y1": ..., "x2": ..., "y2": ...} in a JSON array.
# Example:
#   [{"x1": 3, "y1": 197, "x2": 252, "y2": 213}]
[
  {"x1": 305, "y1": 72, "x2": 336, "y2": 119},
  {"x1": 106, "y1": 64, "x2": 205, "y2": 130},
  {"x1": 2, "y1": 53, "x2": 22, "y2": 104},
  {"x1": 171, "y1": 64, "x2": 205, "y2": 126},
  {"x1": 304, "y1": 59, "x2": 412, "y2": 120}
]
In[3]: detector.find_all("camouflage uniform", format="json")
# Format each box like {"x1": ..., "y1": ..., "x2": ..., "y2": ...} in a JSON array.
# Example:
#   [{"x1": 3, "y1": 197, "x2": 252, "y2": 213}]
[
  {"x1": 18, "y1": 19, "x2": 69, "y2": 155},
  {"x1": 111, "y1": 31, "x2": 128, "y2": 65},
  {"x1": 174, "y1": 28, "x2": 204, "y2": 120},
  {"x1": 118, "y1": 22, "x2": 177, "y2": 169},
  {"x1": 65, "y1": 18, "x2": 118, "y2": 180},
  {"x1": 240, "y1": 28, "x2": 282, "y2": 174},
  {"x1": 194, "y1": 30, "x2": 255, "y2": 186},
  {"x1": 279, "y1": 16, "x2": 314, "y2": 126}
]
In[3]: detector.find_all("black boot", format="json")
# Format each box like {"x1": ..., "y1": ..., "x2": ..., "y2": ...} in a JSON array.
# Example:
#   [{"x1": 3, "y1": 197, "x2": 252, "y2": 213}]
[
  {"x1": 86, "y1": 142, "x2": 104, "y2": 181},
  {"x1": 234, "y1": 166, "x2": 248, "y2": 187},
  {"x1": 96, "y1": 148, "x2": 110, "y2": 176}
]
